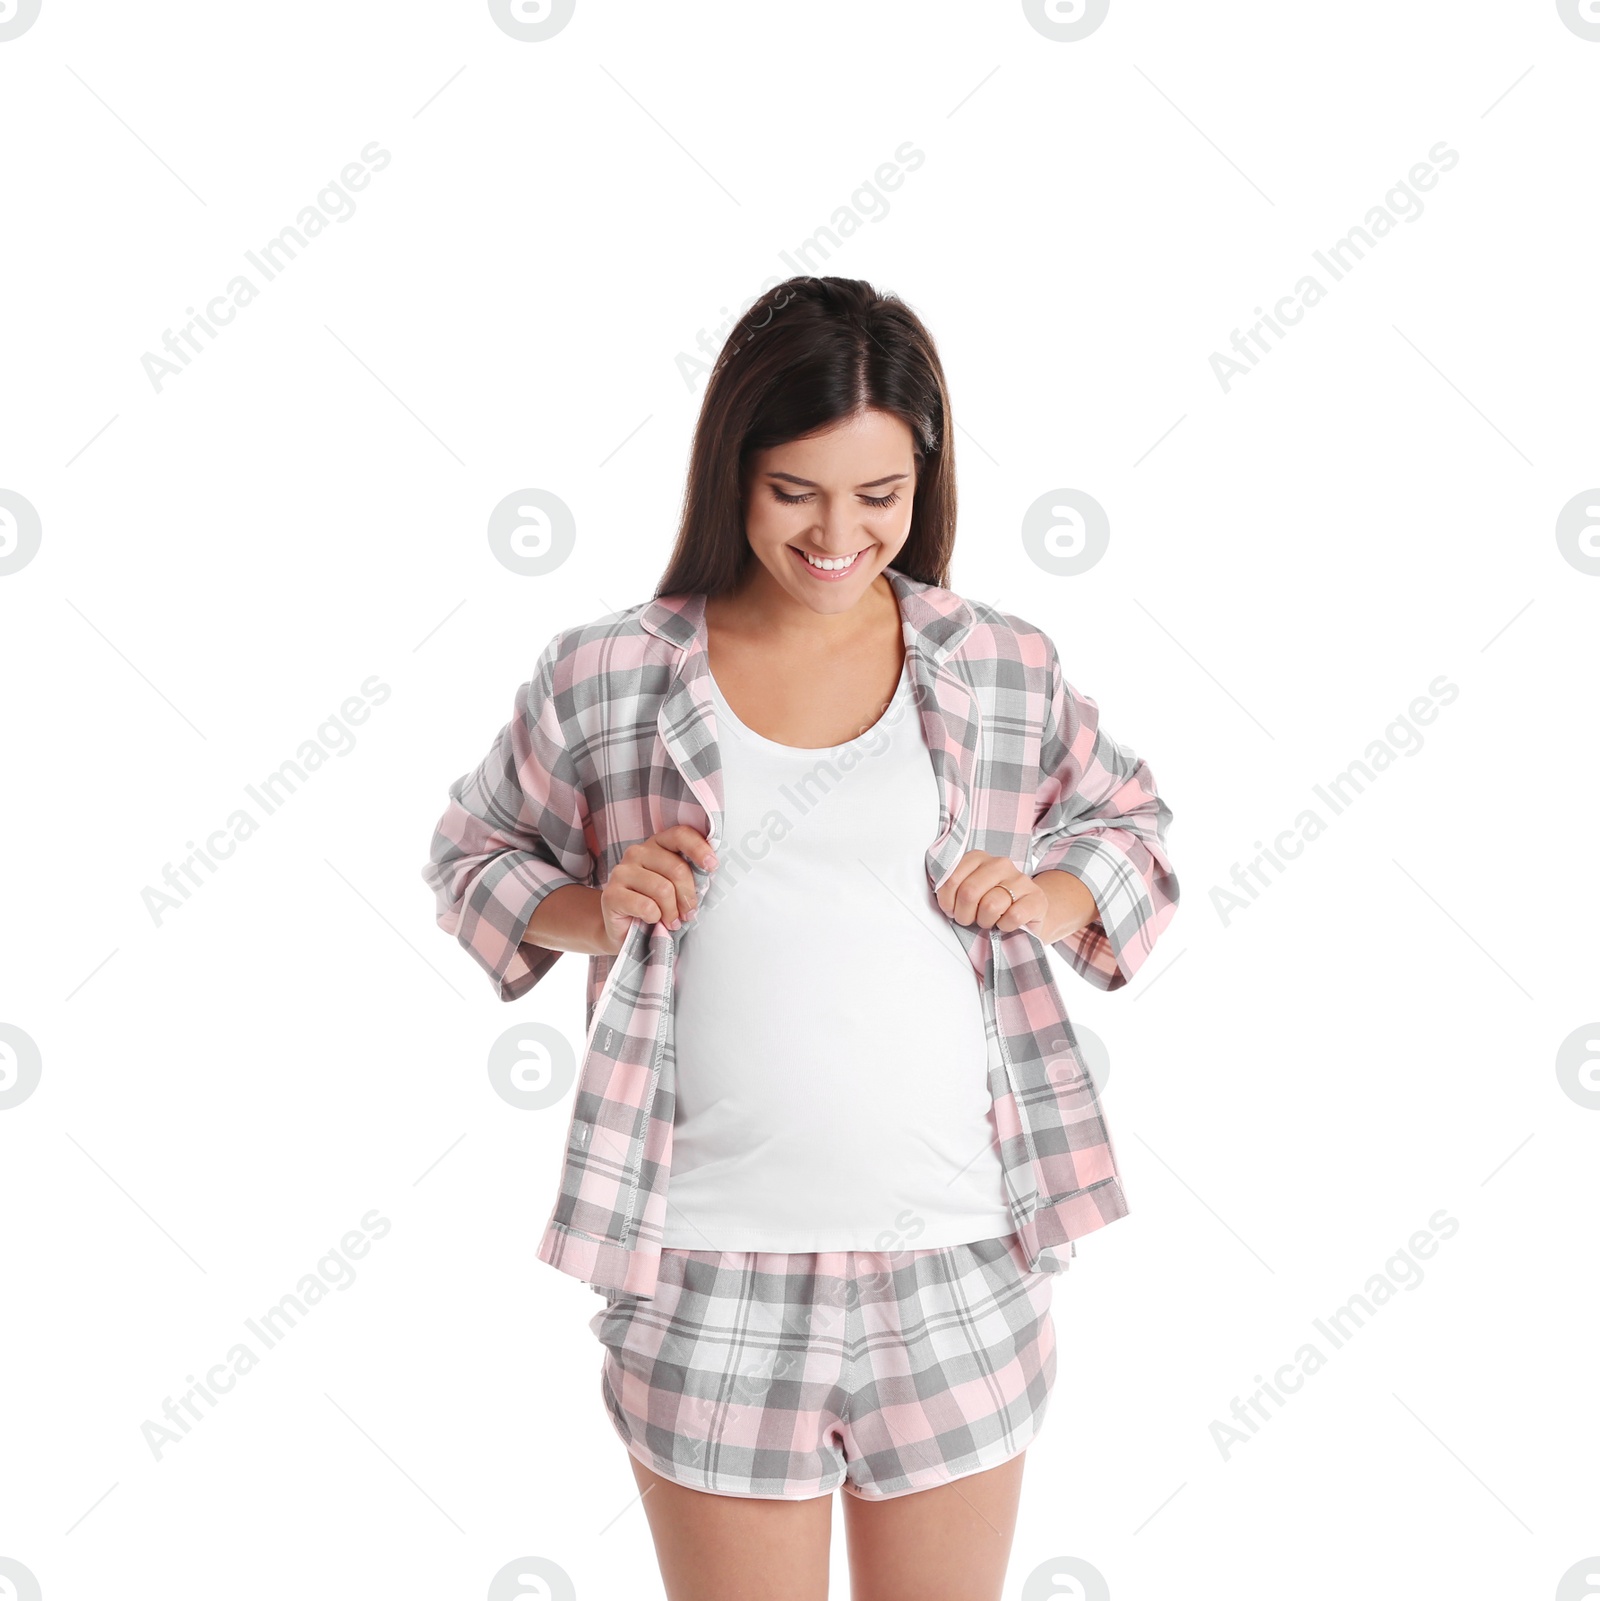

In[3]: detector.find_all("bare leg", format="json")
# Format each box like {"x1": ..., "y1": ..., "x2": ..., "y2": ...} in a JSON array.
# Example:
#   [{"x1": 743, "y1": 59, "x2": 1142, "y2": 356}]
[
  {"x1": 840, "y1": 1449, "x2": 1028, "y2": 1601},
  {"x1": 626, "y1": 1453, "x2": 834, "y2": 1601}
]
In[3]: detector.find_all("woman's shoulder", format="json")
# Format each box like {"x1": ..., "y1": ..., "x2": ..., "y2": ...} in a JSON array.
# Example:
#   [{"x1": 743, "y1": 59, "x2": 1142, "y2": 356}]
[
  {"x1": 531, "y1": 593, "x2": 688, "y2": 686},
  {"x1": 891, "y1": 567, "x2": 1051, "y2": 668},
  {"x1": 942, "y1": 586, "x2": 1059, "y2": 675}
]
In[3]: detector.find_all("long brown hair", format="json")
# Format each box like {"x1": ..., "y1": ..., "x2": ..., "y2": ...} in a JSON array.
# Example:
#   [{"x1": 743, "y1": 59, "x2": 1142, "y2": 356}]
[{"x1": 654, "y1": 276, "x2": 957, "y2": 598}]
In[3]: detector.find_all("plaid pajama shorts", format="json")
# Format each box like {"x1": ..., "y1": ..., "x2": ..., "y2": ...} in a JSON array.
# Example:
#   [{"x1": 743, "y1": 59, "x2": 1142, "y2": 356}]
[{"x1": 587, "y1": 1232, "x2": 1056, "y2": 1500}]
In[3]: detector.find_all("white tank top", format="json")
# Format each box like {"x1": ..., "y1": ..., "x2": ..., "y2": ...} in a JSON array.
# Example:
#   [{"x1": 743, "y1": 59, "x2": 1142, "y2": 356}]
[{"x1": 662, "y1": 655, "x2": 1015, "y2": 1253}]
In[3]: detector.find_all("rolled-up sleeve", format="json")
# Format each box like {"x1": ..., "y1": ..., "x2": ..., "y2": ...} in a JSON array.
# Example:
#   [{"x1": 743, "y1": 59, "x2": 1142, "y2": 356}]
[
  {"x1": 1028, "y1": 638, "x2": 1178, "y2": 989},
  {"x1": 422, "y1": 635, "x2": 594, "y2": 1001}
]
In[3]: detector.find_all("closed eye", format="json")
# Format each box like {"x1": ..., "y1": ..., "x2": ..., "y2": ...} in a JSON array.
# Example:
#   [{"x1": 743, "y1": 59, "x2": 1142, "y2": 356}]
[{"x1": 771, "y1": 487, "x2": 902, "y2": 509}]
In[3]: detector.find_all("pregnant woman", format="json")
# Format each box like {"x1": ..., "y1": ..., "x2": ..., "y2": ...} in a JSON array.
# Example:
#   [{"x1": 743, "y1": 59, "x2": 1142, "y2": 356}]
[{"x1": 423, "y1": 276, "x2": 1178, "y2": 1601}]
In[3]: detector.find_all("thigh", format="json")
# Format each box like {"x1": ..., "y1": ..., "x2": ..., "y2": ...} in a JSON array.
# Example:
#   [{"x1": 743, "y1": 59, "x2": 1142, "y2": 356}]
[
  {"x1": 840, "y1": 1449, "x2": 1027, "y2": 1601},
  {"x1": 627, "y1": 1454, "x2": 833, "y2": 1601}
]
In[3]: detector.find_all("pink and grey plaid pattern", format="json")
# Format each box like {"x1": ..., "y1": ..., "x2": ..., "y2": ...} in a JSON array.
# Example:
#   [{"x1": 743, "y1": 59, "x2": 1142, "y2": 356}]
[
  {"x1": 422, "y1": 565, "x2": 1180, "y2": 1297},
  {"x1": 588, "y1": 1233, "x2": 1056, "y2": 1500}
]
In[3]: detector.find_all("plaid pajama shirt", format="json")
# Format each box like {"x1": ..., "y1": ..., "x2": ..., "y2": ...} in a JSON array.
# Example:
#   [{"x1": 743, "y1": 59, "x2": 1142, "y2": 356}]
[{"x1": 422, "y1": 564, "x2": 1179, "y2": 1299}]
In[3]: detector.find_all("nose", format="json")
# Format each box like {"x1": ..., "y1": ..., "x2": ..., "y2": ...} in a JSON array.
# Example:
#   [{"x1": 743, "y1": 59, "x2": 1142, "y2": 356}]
[{"x1": 813, "y1": 498, "x2": 868, "y2": 552}]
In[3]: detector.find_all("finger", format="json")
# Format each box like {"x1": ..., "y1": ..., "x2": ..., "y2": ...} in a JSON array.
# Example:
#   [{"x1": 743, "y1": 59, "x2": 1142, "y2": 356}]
[
  {"x1": 612, "y1": 864, "x2": 691, "y2": 924},
  {"x1": 1004, "y1": 882, "x2": 1052, "y2": 934},
  {"x1": 623, "y1": 839, "x2": 700, "y2": 912},
  {"x1": 634, "y1": 847, "x2": 700, "y2": 916},
  {"x1": 657, "y1": 825, "x2": 717, "y2": 869},
  {"x1": 605, "y1": 885, "x2": 676, "y2": 929},
  {"x1": 950, "y1": 859, "x2": 1014, "y2": 924},
  {"x1": 995, "y1": 890, "x2": 1040, "y2": 933},
  {"x1": 934, "y1": 851, "x2": 986, "y2": 915},
  {"x1": 981, "y1": 876, "x2": 1046, "y2": 932},
  {"x1": 972, "y1": 884, "x2": 1019, "y2": 930}
]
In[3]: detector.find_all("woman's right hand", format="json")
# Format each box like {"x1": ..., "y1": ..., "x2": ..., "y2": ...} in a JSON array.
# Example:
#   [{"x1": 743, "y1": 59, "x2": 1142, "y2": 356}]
[{"x1": 599, "y1": 826, "x2": 717, "y2": 954}]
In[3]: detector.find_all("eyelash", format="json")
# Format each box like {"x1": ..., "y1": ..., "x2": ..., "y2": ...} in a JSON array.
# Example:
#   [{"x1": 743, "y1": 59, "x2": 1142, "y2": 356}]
[{"x1": 771, "y1": 488, "x2": 901, "y2": 509}]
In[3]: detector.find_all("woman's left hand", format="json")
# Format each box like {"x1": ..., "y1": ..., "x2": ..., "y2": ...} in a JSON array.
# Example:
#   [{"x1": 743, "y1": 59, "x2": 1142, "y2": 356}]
[
  {"x1": 935, "y1": 851, "x2": 1049, "y2": 934},
  {"x1": 935, "y1": 852, "x2": 1100, "y2": 941}
]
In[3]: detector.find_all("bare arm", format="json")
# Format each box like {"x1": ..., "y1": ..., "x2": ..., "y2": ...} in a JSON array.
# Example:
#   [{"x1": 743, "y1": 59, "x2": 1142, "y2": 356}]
[
  {"x1": 1030, "y1": 869, "x2": 1101, "y2": 946},
  {"x1": 521, "y1": 883, "x2": 612, "y2": 957}
]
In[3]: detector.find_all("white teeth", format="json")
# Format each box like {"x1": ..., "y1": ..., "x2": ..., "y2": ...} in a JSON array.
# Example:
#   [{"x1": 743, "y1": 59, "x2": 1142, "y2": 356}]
[{"x1": 798, "y1": 549, "x2": 861, "y2": 572}]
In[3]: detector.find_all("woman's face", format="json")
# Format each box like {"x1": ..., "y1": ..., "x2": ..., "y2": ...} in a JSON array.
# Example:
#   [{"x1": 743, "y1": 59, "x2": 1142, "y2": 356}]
[{"x1": 741, "y1": 407, "x2": 919, "y2": 613}]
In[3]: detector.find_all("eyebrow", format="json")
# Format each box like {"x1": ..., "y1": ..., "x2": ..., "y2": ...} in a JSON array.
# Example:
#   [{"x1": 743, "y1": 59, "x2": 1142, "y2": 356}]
[{"x1": 766, "y1": 471, "x2": 911, "y2": 489}]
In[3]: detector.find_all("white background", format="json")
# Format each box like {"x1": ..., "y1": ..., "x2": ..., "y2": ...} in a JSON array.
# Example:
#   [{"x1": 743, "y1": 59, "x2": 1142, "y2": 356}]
[{"x1": 2, "y1": 2, "x2": 1597, "y2": 1597}]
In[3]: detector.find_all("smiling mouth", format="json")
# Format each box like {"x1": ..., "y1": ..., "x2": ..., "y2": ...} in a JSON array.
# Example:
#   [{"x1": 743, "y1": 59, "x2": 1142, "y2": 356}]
[{"x1": 789, "y1": 545, "x2": 869, "y2": 574}]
